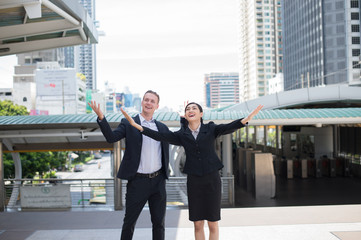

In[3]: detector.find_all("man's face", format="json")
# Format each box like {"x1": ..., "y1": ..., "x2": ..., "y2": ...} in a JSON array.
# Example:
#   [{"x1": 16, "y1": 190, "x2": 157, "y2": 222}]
[{"x1": 141, "y1": 93, "x2": 159, "y2": 116}]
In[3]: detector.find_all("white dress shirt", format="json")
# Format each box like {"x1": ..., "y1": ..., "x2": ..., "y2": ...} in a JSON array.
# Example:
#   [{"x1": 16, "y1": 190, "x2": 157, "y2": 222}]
[
  {"x1": 137, "y1": 114, "x2": 162, "y2": 174},
  {"x1": 189, "y1": 124, "x2": 201, "y2": 140}
]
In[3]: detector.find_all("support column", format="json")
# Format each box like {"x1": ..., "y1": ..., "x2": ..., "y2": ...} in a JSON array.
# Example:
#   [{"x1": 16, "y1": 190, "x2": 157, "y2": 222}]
[
  {"x1": 222, "y1": 134, "x2": 233, "y2": 177},
  {"x1": 333, "y1": 125, "x2": 339, "y2": 158},
  {"x1": 245, "y1": 126, "x2": 249, "y2": 149},
  {"x1": 253, "y1": 126, "x2": 257, "y2": 149},
  {"x1": 114, "y1": 141, "x2": 123, "y2": 210},
  {"x1": 263, "y1": 126, "x2": 268, "y2": 152},
  {"x1": 222, "y1": 134, "x2": 234, "y2": 206},
  {"x1": 0, "y1": 142, "x2": 4, "y2": 212},
  {"x1": 3, "y1": 140, "x2": 22, "y2": 209},
  {"x1": 276, "y1": 125, "x2": 280, "y2": 152}
]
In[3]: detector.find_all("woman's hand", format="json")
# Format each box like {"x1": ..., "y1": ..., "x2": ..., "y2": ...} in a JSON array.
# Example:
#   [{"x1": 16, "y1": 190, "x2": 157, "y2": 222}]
[
  {"x1": 88, "y1": 100, "x2": 104, "y2": 120},
  {"x1": 241, "y1": 104, "x2": 264, "y2": 125},
  {"x1": 120, "y1": 108, "x2": 144, "y2": 132}
]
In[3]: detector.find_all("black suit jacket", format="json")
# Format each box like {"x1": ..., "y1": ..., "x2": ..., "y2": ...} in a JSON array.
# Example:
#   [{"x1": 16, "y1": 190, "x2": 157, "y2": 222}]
[
  {"x1": 97, "y1": 114, "x2": 170, "y2": 180},
  {"x1": 142, "y1": 119, "x2": 246, "y2": 176}
]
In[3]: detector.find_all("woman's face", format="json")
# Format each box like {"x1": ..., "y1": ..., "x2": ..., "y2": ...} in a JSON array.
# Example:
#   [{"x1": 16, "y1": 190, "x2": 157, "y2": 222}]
[{"x1": 185, "y1": 104, "x2": 203, "y2": 123}]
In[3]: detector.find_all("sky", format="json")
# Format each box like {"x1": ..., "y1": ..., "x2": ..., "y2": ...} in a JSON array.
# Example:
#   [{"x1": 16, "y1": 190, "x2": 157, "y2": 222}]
[{"x1": 0, "y1": 0, "x2": 239, "y2": 111}]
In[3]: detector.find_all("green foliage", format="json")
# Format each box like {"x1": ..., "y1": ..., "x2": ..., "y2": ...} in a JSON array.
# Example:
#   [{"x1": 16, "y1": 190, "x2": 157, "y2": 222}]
[
  {"x1": 0, "y1": 100, "x2": 92, "y2": 179},
  {"x1": 72, "y1": 151, "x2": 91, "y2": 163},
  {"x1": 0, "y1": 100, "x2": 29, "y2": 116},
  {"x1": 43, "y1": 170, "x2": 57, "y2": 179},
  {"x1": 3, "y1": 154, "x2": 15, "y2": 179},
  {"x1": 3, "y1": 151, "x2": 69, "y2": 179}
]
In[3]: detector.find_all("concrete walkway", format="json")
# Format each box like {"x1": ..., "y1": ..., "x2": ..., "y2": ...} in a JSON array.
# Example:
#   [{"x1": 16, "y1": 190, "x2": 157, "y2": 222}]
[{"x1": 1, "y1": 205, "x2": 361, "y2": 240}]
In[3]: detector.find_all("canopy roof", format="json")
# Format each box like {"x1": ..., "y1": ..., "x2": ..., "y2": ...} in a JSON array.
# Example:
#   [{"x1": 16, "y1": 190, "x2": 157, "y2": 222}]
[
  {"x1": 0, "y1": 0, "x2": 98, "y2": 56},
  {"x1": 0, "y1": 108, "x2": 360, "y2": 152}
]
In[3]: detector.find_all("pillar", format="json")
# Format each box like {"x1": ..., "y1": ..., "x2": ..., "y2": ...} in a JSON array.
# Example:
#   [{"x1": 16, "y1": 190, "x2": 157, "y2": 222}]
[
  {"x1": 245, "y1": 125, "x2": 249, "y2": 149},
  {"x1": 276, "y1": 125, "x2": 280, "y2": 152},
  {"x1": 222, "y1": 134, "x2": 233, "y2": 176},
  {"x1": 263, "y1": 125, "x2": 268, "y2": 152},
  {"x1": 253, "y1": 126, "x2": 257, "y2": 149},
  {"x1": 114, "y1": 141, "x2": 123, "y2": 210},
  {"x1": 0, "y1": 142, "x2": 4, "y2": 212}
]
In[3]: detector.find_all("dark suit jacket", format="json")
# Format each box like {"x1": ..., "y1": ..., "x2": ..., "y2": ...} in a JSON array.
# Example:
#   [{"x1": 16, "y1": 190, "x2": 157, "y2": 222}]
[
  {"x1": 142, "y1": 119, "x2": 246, "y2": 176},
  {"x1": 97, "y1": 115, "x2": 170, "y2": 180}
]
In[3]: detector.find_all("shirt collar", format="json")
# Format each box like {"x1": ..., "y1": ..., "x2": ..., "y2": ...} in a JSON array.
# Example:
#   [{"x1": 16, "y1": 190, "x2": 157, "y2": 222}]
[
  {"x1": 188, "y1": 124, "x2": 201, "y2": 134},
  {"x1": 139, "y1": 114, "x2": 155, "y2": 124}
]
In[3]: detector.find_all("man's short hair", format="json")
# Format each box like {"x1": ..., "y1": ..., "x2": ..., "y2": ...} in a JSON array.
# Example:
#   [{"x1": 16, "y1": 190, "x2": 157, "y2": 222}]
[{"x1": 143, "y1": 90, "x2": 160, "y2": 103}]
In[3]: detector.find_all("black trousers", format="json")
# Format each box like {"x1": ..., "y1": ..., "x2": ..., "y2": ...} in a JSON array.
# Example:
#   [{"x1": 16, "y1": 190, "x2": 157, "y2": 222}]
[{"x1": 121, "y1": 173, "x2": 166, "y2": 240}]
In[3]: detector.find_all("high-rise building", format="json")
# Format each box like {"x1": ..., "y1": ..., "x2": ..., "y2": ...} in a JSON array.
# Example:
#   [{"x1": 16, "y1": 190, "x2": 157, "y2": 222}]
[
  {"x1": 238, "y1": 0, "x2": 283, "y2": 101},
  {"x1": 63, "y1": 0, "x2": 97, "y2": 90},
  {"x1": 204, "y1": 72, "x2": 239, "y2": 108},
  {"x1": 282, "y1": 0, "x2": 361, "y2": 90}
]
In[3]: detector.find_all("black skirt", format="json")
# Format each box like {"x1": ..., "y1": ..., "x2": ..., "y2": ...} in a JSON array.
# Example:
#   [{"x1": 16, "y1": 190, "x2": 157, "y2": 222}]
[{"x1": 187, "y1": 170, "x2": 222, "y2": 221}]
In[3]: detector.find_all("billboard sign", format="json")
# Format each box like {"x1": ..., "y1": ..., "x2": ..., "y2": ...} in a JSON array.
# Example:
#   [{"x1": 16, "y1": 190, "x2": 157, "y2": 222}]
[{"x1": 35, "y1": 69, "x2": 76, "y2": 97}]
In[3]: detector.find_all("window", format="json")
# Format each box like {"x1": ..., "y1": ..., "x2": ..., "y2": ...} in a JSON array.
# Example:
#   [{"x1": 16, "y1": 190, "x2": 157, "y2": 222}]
[
  {"x1": 352, "y1": 37, "x2": 360, "y2": 44},
  {"x1": 23, "y1": 97, "x2": 27, "y2": 102},
  {"x1": 351, "y1": 12, "x2": 359, "y2": 20},
  {"x1": 353, "y1": 49, "x2": 360, "y2": 56},
  {"x1": 352, "y1": 25, "x2": 360, "y2": 32},
  {"x1": 353, "y1": 61, "x2": 360, "y2": 68},
  {"x1": 351, "y1": 0, "x2": 359, "y2": 8}
]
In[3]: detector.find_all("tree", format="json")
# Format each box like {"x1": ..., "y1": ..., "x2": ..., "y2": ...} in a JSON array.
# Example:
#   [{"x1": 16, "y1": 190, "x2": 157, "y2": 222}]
[
  {"x1": 0, "y1": 100, "x2": 29, "y2": 116},
  {"x1": 0, "y1": 100, "x2": 69, "y2": 179}
]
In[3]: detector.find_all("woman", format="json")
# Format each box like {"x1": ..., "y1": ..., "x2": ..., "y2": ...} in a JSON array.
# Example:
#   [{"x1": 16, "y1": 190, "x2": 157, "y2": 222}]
[{"x1": 121, "y1": 103, "x2": 263, "y2": 240}]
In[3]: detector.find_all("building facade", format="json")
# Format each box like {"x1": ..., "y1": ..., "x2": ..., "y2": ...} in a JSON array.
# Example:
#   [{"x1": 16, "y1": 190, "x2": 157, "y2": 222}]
[
  {"x1": 238, "y1": 0, "x2": 283, "y2": 101},
  {"x1": 12, "y1": 50, "x2": 65, "y2": 111},
  {"x1": 63, "y1": 0, "x2": 97, "y2": 90},
  {"x1": 204, "y1": 72, "x2": 239, "y2": 108},
  {"x1": 282, "y1": 0, "x2": 361, "y2": 90}
]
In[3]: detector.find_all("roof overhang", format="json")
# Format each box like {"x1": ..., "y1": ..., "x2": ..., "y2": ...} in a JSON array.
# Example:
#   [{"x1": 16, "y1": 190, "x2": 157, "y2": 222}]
[
  {"x1": 0, "y1": 0, "x2": 98, "y2": 56},
  {"x1": 1, "y1": 108, "x2": 361, "y2": 152},
  {"x1": 225, "y1": 85, "x2": 361, "y2": 112}
]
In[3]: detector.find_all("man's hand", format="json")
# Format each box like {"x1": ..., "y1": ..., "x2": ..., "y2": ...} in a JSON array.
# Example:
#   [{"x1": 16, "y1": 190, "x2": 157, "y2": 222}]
[
  {"x1": 88, "y1": 100, "x2": 104, "y2": 120},
  {"x1": 241, "y1": 104, "x2": 264, "y2": 125}
]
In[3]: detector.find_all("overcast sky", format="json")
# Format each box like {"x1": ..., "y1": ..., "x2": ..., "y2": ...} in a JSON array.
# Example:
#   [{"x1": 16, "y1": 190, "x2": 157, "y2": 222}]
[{"x1": 0, "y1": 0, "x2": 239, "y2": 111}]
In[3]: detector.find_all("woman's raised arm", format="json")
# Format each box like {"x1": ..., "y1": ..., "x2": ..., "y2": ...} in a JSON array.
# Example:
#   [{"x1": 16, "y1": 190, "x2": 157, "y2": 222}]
[
  {"x1": 241, "y1": 104, "x2": 264, "y2": 125},
  {"x1": 120, "y1": 108, "x2": 144, "y2": 132}
]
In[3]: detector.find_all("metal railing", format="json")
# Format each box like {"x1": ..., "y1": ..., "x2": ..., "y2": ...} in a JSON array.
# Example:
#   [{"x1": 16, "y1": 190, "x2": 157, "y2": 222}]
[{"x1": 3, "y1": 176, "x2": 234, "y2": 211}]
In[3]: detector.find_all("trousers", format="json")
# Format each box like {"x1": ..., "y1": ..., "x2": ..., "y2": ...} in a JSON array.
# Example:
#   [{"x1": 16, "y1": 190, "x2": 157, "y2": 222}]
[{"x1": 120, "y1": 173, "x2": 166, "y2": 240}]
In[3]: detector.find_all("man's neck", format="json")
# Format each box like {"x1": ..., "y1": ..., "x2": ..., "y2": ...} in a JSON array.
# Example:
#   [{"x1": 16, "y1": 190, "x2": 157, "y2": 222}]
[{"x1": 140, "y1": 112, "x2": 153, "y2": 121}]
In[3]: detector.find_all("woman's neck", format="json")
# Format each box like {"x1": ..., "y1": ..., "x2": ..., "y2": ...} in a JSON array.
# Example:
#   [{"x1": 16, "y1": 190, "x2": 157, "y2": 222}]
[{"x1": 188, "y1": 120, "x2": 201, "y2": 131}]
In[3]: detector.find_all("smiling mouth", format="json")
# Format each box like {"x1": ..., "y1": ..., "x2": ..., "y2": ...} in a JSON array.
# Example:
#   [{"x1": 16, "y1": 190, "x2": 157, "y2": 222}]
[{"x1": 188, "y1": 114, "x2": 195, "y2": 117}]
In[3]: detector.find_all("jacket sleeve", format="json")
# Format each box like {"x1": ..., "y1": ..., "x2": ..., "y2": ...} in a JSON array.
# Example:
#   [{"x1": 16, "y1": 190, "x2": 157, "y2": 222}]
[
  {"x1": 97, "y1": 117, "x2": 127, "y2": 143},
  {"x1": 142, "y1": 127, "x2": 182, "y2": 146},
  {"x1": 214, "y1": 118, "x2": 247, "y2": 137}
]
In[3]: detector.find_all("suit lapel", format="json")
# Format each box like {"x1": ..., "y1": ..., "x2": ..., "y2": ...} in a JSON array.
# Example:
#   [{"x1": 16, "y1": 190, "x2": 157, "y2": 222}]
[
  {"x1": 195, "y1": 123, "x2": 207, "y2": 141},
  {"x1": 182, "y1": 125, "x2": 198, "y2": 142},
  {"x1": 134, "y1": 115, "x2": 141, "y2": 125},
  {"x1": 134, "y1": 115, "x2": 142, "y2": 141}
]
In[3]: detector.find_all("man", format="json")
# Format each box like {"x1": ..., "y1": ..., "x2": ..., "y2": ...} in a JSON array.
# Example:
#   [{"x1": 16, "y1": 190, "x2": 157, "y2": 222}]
[{"x1": 88, "y1": 90, "x2": 169, "y2": 240}]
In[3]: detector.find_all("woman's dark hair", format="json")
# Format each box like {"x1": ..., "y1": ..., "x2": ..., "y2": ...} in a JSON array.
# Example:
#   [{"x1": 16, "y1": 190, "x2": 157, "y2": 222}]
[{"x1": 184, "y1": 102, "x2": 203, "y2": 113}]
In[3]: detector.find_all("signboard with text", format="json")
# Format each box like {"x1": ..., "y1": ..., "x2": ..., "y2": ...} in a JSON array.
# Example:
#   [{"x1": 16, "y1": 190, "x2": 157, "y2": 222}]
[
  {"x1": 20, "y1": 185, "x2": 71, "y2": 209},
  {"x1": 35, "y1": 69, "x2": 76, "y2": 97}
]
